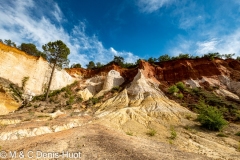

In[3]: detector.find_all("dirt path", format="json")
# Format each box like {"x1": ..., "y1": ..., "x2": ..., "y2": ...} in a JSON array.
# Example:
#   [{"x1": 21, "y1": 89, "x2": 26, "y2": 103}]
[{"x1": 0, "y1": 124, "x2": 211, "y2": 160}]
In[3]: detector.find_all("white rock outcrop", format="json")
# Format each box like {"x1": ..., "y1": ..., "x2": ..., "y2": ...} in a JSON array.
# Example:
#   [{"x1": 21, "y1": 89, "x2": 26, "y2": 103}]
[
  {"x1": 127, "y1": 69, "x2": 165, "y2": 106},
  {"x1": 219, "y1": 75, "x2": 240, "y2": 96},
  {"x1": 0, "y1": 121, "x2": 81, "y2": 141},
  {"x1": 200, "y1": 76, "x2": 221, "y2": 87},
  {"x1": 49, "y1": 110, "x2": 65, "y2": 118},
  {"x1": 22, "y1": 89, "x2": 36, "y2": 101},
  {"x1": 103, "y1": 70, "x2": 124, "y2": 90},
  {"x1": 95, "y1": 69, "x2": 192, "y2": 128},
  {"x1": 185, "y1": 79, "x2": 201, "y2": 88},
  {"x1": 215, "y1": 89, "x2": 239, "y2": 100},
  {"x1": 78, "y1": 88, "x2": 94, "y2": 101},
  {"x1": 78, "y1": 76, "x2": 105, "y2": 100},
  {"x1": 0, "y1": 119, "x2": 21, "y2": 125},
  {"x1": 94, "y1": 70, "x2": 124, "y2": 98}
]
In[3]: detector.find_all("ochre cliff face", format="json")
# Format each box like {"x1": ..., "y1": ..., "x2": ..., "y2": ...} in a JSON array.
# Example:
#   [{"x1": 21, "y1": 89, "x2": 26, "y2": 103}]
[
  {"x1": 0, "y1": 43, "x2": 75, "y2": 95},
  {"x1": 67, "y1": 58, "x2": 240, "y2": 85},
  {"x1": 154, "y1": 58, "x2": 223, "y2": 83},
  {"x1": 0, "y1": 92, "x2": 20, "y2": 115}
]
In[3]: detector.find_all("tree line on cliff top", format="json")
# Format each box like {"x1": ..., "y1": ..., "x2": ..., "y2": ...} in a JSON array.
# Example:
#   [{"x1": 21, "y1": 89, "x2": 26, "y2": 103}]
[
  {"x1": 1, "y1": 39, "x2": 240, "y2": 70},
  {"x1": 0, "y1": 39, "x2": 48, "y2": 60},
  {"x1": 85, "y1": 52, "x2": 240, "y2": 69}
]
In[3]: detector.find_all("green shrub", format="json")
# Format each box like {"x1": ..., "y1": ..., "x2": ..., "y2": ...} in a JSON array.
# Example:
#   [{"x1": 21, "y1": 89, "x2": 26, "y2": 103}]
[
  {"x1": 9, "y1": 83, "x2": 23, "y2": 100},
  {"x1": 235, "y1": 131, "x2": 240, "y2": 136},
  {"x1": 76, "y1": 96, "x2": 83, "y2": 103},
  {"x1": 185, "y1": 114, "x2": 192, "y2": 120},
  {"x1": 126, "y1": 132, "x2": 133, "y2": 136},
  {"x1": 22, "y1": 77, "x2": 29, "y2": 89},
  {"x1": 183, "y1": 125, "x2": 192, "y2": 131},
  {"x1": 192, "y1": 88, "x2": 200, "y2": 94},
  {"x1": 111, "y1": 86, "x2": 121, "y2": 93},
  {"x1": 49, "y1": 97, "x2": 54, "y2": 103},
  {"x1": 146, "y1": 129, "x2": 157, "y2": 136},
  {"x1": 216, "y1": 133, "x2": 228, "y2": 137},
  {"x1": 238, "y1": 142, "x2": 240, "y2": 151},
  {"x1": 66, "y1": 105, "x2": 72, "y2": 109},
  {"x1": 168, "y1": 85, "x2": 179, "y2": 94},
  {"x1": 32, "y1": 94, "x2": 45, "y2": 101},
  {"x1": 66, "y1": 96, "x2": 74, "y2": 105},
  {"x1": 176, "y1": 93, "x2": 184, "y2": 99},
  {"x1": 197, "y1": 104, "x2": 228, "y2": 131},
  {"x1": 89, "y1": 97, "x2": 99, "y2": 105},
  {"x1": 170, "y1": 127, "x2": 177, "y2": 140},
  {"x1": 61, "y1": 87, "x2": 66, "y2": 92},
  {"x1": 64, "y1": 86, "x2": 72, "y2": 96},
  {"x1": 49, "y1": 89, "x2": 61, "y2": 97},
  {"x1": 176, "y1": 82, "x2": 186, "y2": 90},
  {"x1": 70, "y1": 81, "x2": 78, "y2": 87}
]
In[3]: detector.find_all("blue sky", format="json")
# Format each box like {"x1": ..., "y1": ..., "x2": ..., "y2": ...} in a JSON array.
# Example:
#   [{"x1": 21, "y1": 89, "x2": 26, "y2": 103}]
[{"x1": 0, "y1": 0, "x2": 240, "y2": 67}]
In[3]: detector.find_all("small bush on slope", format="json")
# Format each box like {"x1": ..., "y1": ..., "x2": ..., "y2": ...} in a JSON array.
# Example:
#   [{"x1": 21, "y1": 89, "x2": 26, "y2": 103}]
[
  {"x1": 197, "y1": 100, "x2": 228, "y2": 131},
  {"x1": 176, "y1": 93, "x2": 184, "y2": 99},
  {"x1": 146, "y1": 129, "x2": 157, "y2": 136},
  {"x1": 176, "y1": 82, "x2": 186, "y2": 91},
  {"x1": 168, "y1": 85, "x2": 179, "y2": 94}
]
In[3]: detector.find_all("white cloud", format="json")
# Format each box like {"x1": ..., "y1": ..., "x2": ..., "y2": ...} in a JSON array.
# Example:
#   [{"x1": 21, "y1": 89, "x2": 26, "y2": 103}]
[
  {"x1": 170, "y1": 1, "x2": 207, "y2": 30},
  {"x1": 52, "y1": 3, "x2": 63, "y2": 22},
  {"x1": 179, "y1": 15, "x2": 204, "y2": 30},
  {"x1": 109, "y1": 47, "x2": 139, "y2": 63},
  {"x1": 194, "y1": 30, "x2": 240, "y2": 57},
  {"x1": 214, "y1": 30, "x2": 240, "y2": 57},
  {"x1": 196, "y1": 39, "x2": 218, "y2": 55},
  {"x1": 169, "y1": 29, "x2": 240, "y2": 58},
  {"x1": 0, "y1": 0, "x2": 69, "y2": 46},
  {"x1": 137, "y1": 0, "x2": 173, "y2": 13},
  {"x1": 0, "y1": 0, "x2": 139, "y2": 67}
]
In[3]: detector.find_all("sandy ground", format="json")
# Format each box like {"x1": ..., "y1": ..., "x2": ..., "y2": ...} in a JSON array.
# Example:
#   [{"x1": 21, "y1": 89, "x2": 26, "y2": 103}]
[{"x1": 0, "y1": 123, "x2": 211, "y2": 160}]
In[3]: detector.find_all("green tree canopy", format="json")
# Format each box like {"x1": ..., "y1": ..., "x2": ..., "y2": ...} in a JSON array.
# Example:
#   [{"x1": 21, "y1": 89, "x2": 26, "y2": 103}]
[
  {"x1": 135, "y1": 59, "x2": 142, "y2": 65},
  {"x1": 20, "y1": 43, "x2": 46, "y2": 59},
  {"x1": 71, "y1": 63, "x2": 82, "y2": 68},
  {"x1": 158, "y1": 54, "x2": 171, "y2": 62},
  {"x1": 171, "y1": 53, "x2": 190, "y2": 60},
  {"x1": 203, "y1": 52, "x2": 221, "y2": 60},
  {"x1": 86, "y1": 61, "x2": 95, "y2": 69},
  {"x1": 147, "y1": 57, "x2": 157, "y2": 63},
  {"x1": 177, "y1": 53, "x2": 190, "y2": 59},
  {"x1": 42, "y1": 40, "x2": 70, "y2": 101},
  {"x1": 96, "y1": 62, "x2": 103, "y2": 68},
  {"x1": 4, "y1": 39, "x2": 16, "y2": 47},
  {"x1": 113, "y1": 56, "x2": 124, "y2": 66},
  {"x1": 223, "y1": 53, "x2": 235, "y2": 59},
  {"x1": 42, "y1": 40, "x2": 70, "y2": 68}
]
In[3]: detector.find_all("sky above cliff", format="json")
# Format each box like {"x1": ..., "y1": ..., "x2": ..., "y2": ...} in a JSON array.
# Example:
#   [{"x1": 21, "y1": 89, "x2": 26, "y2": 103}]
[{"x1": 0, "y1": 0, "x2": 240, "y2": 66}]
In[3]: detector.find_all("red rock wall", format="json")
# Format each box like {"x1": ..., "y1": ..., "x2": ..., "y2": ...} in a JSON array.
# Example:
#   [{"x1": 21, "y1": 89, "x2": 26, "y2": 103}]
[{"x1": 67, "y1": 58, "x2": 240, "y2": 84}]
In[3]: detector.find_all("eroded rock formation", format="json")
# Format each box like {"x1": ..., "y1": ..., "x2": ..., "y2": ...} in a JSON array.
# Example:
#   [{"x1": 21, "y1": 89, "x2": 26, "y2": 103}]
[{"x1": 0, "y1": 43, "x2": 75, "y2": 95}]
